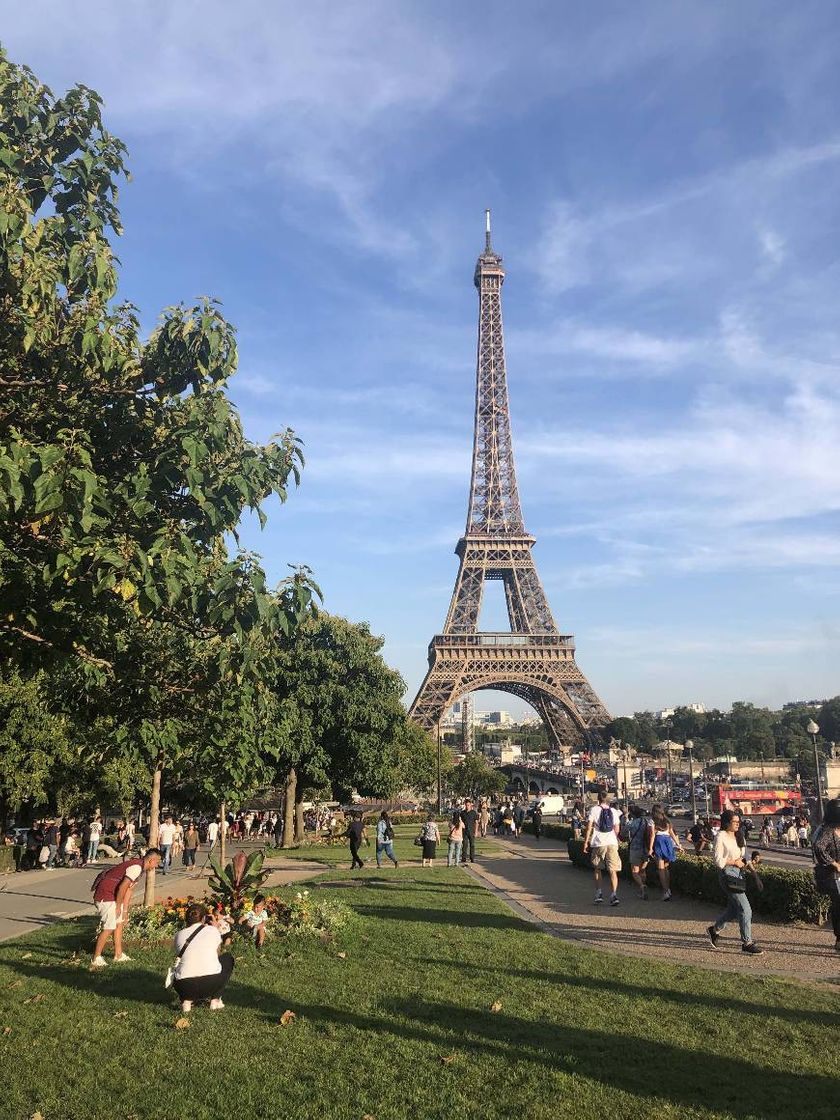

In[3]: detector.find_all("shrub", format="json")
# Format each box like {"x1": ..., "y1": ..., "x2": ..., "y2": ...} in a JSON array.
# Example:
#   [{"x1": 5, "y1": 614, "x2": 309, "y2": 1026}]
[
  {"x1": 565, "y1": 839, "x2": 829, "y2": 925},
  {"x1": 0, "y1": 846, "x2": 22, "y2": 873},
  {"x1": 521, "y1": 822, "x2": 573, "y2": 842},
  {"x1": 208, "y1": 849, "x2": 270, "y2": 916}
]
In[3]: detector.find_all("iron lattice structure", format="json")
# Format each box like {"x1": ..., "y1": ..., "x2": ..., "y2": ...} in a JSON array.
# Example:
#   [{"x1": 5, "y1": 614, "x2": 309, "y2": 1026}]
[{"x1": 409, "y1": 214, "x2": 610, "y2": 748}]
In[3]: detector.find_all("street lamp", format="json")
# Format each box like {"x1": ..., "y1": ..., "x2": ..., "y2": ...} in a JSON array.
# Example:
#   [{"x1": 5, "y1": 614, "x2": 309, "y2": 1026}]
[
  {"x1": 436, "y1": 722, "x2": 443, "y2": 815},
  {"x1": 807, "y1": 719, "x2": 825, "y2": 821},
  {"x1": 685, "y1": 740, "x2": 698, "y2": 824}
]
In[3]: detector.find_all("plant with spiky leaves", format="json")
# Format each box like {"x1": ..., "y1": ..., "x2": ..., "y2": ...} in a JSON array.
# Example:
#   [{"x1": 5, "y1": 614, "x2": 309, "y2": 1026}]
[{"x1": 208, "y1": 848, "x2": 270, "y2": 916}]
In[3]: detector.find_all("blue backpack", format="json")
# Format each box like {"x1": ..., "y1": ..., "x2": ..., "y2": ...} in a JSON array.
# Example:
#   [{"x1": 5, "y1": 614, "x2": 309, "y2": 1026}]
[{"x1": 597, "y1": 806, "x2": 613, "y2": 833}]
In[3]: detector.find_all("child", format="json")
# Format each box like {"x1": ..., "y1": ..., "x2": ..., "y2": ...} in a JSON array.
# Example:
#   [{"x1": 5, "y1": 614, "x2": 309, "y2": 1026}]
[
  {"x1": 242, "y1": 894, "x2": 269, "y2": 949},
  {"x1": 63, "y1": 830, "x2": 82, "y2": 868}
]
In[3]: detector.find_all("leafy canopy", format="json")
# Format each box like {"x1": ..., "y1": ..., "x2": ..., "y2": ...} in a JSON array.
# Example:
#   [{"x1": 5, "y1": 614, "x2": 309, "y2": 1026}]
[{"x1": 0, "y1": 47, "x2": 314, "y2": 674}]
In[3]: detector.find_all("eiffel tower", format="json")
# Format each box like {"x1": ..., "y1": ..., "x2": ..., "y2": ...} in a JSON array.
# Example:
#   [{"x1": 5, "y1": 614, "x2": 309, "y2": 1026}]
[{"x1": 409, "y1": 212, "x2": 610, "y2": 748}]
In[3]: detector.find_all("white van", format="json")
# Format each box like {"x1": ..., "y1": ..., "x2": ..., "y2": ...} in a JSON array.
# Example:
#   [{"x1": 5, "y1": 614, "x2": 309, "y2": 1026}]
[{"x1": 529, "y1": 794, "x2": 565, "y2": 818}]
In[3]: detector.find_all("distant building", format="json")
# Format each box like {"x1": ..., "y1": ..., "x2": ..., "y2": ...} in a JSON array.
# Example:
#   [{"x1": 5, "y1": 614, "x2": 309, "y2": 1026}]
[
  {"x1": 499, "y1": 741, "x2": 522, "y2": 764},
  {"x1": 655, "y1": 703, "x2": 706, "y2": 720},
  {"x1": 478, "y1": 710, "x2": 512, "y2": 726}
]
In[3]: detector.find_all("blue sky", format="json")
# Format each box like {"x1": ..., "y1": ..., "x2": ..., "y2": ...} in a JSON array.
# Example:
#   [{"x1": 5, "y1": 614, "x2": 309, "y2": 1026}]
[{"x1": 4, "y1": 2, "x2": 840, "y2": 716}]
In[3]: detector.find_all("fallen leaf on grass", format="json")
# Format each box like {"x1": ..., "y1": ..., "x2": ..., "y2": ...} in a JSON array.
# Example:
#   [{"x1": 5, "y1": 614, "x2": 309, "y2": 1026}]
[
  {"x1": 336, "y1": 951, "x2": 347, "y2": 960},
  {"x1": 114, "y1": 1010, "x2": 128, "y2": 1019},
  {"x1": 6, "y1": 980, "x2": 22, "y2": 989},
  {"x1": 21, "y1": 953, "x2": 32, "y2": 960},
  {"x1": 31, "y1": 1112, "x2": 44, "y2": 1120},
  {"x1": 174, "y1": 1017, "x2": 191, "y2": 1030},
  {"x1": 2, "y1": 1026, "x2": 11, "y2": 1036},
  {"x1": 489, "y1": 1000, "x2": 502, "y2": 1013},
  {"x1": 279, "y1": 1010, "x2": 297, "y2": 1026},
  {"x1": 23, "y1": 994, "x2": 46, "y2": 1005},
  {"x1": 438, "y1": 1053, "x2": 457, "y2": 1065}
]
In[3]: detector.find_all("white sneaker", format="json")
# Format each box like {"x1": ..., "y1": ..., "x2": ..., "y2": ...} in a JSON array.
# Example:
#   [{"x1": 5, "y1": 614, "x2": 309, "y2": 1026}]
[
  {"x1": 113, "y1": 952, "x2": 132, "y2": 963},
  {"x1": 90, "y1": 956, "x2": 108, "y2": 969},
  {"x1": 662, "y1": 890, "x2": 672, "y2": 901},
  {"x1": 209, "y1": 998, "x2": 225, "y2": 1010},
  {"x1": 180, "y1": 1000, "x2": 193, "y2": 1013},
  {"x1": 594, "y1": 891, "x2": 603, "y2": 904}
]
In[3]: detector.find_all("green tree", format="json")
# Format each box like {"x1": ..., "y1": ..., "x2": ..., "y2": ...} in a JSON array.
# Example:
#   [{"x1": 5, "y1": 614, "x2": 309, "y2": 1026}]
[
  {"x1": 0, "y1": 51, "x2": 318, "y2": 895},
  {"x1": 0, "y1": 669, "x2": 69, "y2": 828},
  {"x1": 816, "y1": 697, "x2": 840, "y2": 744},
  {"x1": 267, "y1": 614, "x2": 428, "y2": 841},
  {"x1": 0, "y1": 50, "x2": 313, "y2": 674},
  {"x1": 631, "y1": 712, "x2": 660, "y2": 750},
  {"x1": 606, "y1": 716, "x2": 643, "y2": 747},
  {"x1": 449, "y1": 753, "x2": 507, "y2": 800}
]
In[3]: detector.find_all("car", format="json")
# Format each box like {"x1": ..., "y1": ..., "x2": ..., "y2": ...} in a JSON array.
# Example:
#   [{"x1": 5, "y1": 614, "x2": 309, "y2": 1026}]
[{"x1": 666, "y1": 803, "x2": 690, "y2": 817}]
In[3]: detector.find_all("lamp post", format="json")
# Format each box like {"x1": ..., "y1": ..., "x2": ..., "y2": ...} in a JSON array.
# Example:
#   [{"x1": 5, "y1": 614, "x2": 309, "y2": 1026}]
[
  {"x1": 436, "y1": 722, "x2": 443, "y2": 815},
  {"x1": 807, "y1": 719, "x2": 825, "y2": 821},
  {"x1": 685, "y1": 740, "x2": 698, "y2": 824},
  {"x1": 664, "y1": 739, "x2": 674, "y2": 803}
]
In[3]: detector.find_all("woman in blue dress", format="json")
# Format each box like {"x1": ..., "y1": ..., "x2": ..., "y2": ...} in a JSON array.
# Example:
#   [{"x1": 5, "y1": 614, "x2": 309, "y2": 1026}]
[{"x1": 650, "y1": 809, "x2": 683, "y2": 901}]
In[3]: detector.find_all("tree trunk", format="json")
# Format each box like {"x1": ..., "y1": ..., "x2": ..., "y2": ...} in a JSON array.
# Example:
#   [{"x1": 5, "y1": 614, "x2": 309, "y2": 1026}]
[
  {"x1": 143, "y1": 765, "x2": 162, "y2": 908},
  {"x1": 219, "y1": 799, "x2": 226, "y2": 867},
  {"x1": 294, "y1": 791, "x2": 305, "y2": 844},
  {"x1": 281, "y1": 768, "x2": 297, "y2": 848}
]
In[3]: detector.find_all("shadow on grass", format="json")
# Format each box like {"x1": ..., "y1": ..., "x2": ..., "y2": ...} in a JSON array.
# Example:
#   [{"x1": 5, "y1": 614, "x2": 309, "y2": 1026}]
[
  {"x1": 351, "y1": 903, "x2": 535, "y2": 932},
  {"x1": 408, "y1": 956, "x2": 840, "y2": 1028},
  {"x1": 239, "y1": 986, "x2": 835, "y2": 1119}
]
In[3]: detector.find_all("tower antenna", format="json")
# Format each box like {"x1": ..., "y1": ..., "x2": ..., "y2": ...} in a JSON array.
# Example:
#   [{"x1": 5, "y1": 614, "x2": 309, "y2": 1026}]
[{"x1": 485, "y1": 208, "x2": 492, "y2": 251}]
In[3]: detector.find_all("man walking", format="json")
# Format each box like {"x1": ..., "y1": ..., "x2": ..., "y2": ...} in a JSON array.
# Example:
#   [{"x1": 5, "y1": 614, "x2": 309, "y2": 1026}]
[
  {"x1": 207, "y1": 817, "x2": 219, "y2": 853},
  {"x1": 346, "y1": 814, "x2": 368, "y2": 869},
  {"x1": 158, "y1": 815, "x2": 176, "y2": 874},
  {"x1": 582, "y1": 791, "x2": 622, "y2": 906},
  {"x1": 532, "y1": 802, "x2": 544, "y2": 841},
  {"x1": 90, "y1": 849, "x2": 161, "y2": 968},
  {"x1": 460, "y1": 798, "x2": 478, "y2": 864},
  {"x1": 43, "y1": 819, "x2": 59, "y2": 869}
]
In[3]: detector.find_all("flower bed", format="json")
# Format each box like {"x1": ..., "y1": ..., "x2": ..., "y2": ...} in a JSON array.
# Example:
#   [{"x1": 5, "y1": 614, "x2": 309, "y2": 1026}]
[
  {"x1": 565, "y1": 838, "x2": 828, "y2": 924},
  {"x1": 124, "y1": 888, "x2": 351, "y2": 943}
]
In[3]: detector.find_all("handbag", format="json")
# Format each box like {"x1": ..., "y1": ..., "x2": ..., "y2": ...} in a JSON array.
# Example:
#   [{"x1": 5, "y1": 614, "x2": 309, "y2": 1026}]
[
  {"x1": 165, "y1": 923, "x2": 206, "y2": 989},
  {"x1": 721, "y1": 866, "x2": 746, "y2": 893}
]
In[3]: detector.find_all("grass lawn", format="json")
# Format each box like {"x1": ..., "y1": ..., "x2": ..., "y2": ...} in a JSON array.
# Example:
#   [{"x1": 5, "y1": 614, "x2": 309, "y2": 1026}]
[
  {"x1": 275, "y1": 821, "x2": 494, "y2": 866},
  {"x1": 0, "y1": 866, "x2": 837, "y2": 1120}
]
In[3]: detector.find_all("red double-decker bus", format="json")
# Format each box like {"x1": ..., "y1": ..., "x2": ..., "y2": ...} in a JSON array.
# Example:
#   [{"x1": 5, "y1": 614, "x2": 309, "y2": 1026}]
[{"x1": 711, "y1": 784, "x2": 802, "y2": 816}]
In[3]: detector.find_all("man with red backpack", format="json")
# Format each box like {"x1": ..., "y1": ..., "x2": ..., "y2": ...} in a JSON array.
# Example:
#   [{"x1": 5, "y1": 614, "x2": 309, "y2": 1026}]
[{"x1": 90, "y1": 849, "x2": 161, "y2": 969}]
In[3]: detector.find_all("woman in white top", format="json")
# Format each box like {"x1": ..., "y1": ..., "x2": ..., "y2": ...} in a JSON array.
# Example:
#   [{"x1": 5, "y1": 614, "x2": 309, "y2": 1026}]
[
  {"x1": 706, "y1": 810, "x2": 763, "y2": 955},
  {"x1": 172, "y1": 904, "x2": 235, "y2": 1013}
]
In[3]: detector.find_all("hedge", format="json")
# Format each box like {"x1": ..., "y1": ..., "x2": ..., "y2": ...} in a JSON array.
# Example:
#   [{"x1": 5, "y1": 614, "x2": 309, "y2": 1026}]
[
  {"x1": 0, "y1": 845, "x2": 22, "y2": 873},
  {"x1": 565, "y1": 838, "x2": 829, "y2": 925},
  {"x1": 521, "y1": 821, "x2": 573, "y2": 842}
]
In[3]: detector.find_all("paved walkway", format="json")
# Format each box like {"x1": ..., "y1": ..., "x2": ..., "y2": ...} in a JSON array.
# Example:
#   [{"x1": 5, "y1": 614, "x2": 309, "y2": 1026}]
[
  {"x1": 467, "y1": 833, "x2": 839, "y2": 987},
  {"x1": 0, "y1": 848, "x2": 321, "y2": 942}
]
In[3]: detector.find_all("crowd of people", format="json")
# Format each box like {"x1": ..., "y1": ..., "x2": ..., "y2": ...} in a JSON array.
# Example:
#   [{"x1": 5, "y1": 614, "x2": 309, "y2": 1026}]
[
  {"x1": 4, "y1": 808, "x2": 301, "y2": 875},
  {"x1": 8, "y1": 815, "x2": 136, "y2": 870},
  {"x1": 7, "y1": 788, "x2": 837, "y2": 1017},
  {"x1": 580, "y1": 790, "x2": 840, "y2": 958}
]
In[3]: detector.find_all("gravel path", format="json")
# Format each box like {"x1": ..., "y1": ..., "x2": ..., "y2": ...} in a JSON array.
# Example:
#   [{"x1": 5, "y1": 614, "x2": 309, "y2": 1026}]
[{"x1": 465, "y1": 832, "x2": 839, "y2": 988}]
